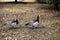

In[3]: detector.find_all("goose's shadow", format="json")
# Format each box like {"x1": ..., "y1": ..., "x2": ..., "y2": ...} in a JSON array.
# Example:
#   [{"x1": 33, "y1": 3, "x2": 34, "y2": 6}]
[
  {"x1": 1, "y1": 26, "x2": 45, "y2": 32},
  {"x1": 9, "y1": 26, "x2": 45, "y2": 30}
]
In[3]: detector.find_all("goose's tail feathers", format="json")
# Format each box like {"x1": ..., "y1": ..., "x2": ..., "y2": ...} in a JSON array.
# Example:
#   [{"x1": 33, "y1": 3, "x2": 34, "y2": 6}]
[{"x1": 25, "y1": 23, "x2": 29, "y2": 26}]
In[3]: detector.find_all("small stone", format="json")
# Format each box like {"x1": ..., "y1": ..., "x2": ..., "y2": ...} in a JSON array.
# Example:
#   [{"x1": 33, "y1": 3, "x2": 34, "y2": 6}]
[
  {"x1": 15, "y1": 39, "x2": 17, "y2": 40},
  {"x1": 48, "y1": 32, "x2": 52, "y2": 35},
  {"x1": 8, "y1": 36, "x2": 12, "y2": 39}
]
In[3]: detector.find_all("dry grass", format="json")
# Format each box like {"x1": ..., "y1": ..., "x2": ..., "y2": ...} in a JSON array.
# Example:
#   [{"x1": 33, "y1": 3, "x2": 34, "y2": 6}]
[{"x1": 0, "y1": 3, "x2": 60, "y2": 40}]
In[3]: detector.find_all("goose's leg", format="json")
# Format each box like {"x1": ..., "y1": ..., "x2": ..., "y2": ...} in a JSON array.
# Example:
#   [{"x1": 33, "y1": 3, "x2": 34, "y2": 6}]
[
  {"x1": 9, "y1": 26, "x2": 16, "y2": 29},
  {"x1": 31, "y1": 25, "x2": 36, "y2": 29}
]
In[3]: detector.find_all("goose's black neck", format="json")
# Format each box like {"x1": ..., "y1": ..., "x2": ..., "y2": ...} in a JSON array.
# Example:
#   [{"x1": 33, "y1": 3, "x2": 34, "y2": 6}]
[
  {"x1": 36, "y1": 16, "x2": 39, "y2": 23},
  {"x1": 16, "y1": 19, "x2": 19, "y2": 24},
  {"x1": 12, "y1": 19, "x2": 19, "y2": 24}
]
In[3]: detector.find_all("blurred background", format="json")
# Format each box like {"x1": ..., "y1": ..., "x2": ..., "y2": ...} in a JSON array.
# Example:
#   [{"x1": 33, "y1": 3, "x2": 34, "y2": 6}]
[
  {"x1": 0, "y1": 0, "x2": 60, "y2": 40},
  {"x1": 0, "y1": 0, "x2": 60, "y2": 9}
]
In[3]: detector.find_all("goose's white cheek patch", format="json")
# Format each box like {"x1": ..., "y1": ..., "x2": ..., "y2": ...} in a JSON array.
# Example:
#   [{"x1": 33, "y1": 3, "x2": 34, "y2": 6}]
[{"x1": 33, "y1": 22, "x2": 38, "y2": 27}]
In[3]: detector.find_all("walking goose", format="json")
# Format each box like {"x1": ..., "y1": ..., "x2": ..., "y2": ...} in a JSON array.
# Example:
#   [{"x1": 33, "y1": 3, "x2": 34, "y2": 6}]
[
  {"x1": 3, "y1": 19, "x2": 19, "y2": 28},
  {"x1": 25, "y1": 15, "x2": 40, "y2": 28}
]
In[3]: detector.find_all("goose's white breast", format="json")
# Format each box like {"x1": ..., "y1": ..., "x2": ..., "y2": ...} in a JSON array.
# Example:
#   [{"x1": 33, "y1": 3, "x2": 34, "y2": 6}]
[
  {"x1": 10, "y1": 23, "x2": 16, "y2": 27},
  {"x1": 33, "y1": 22, "x2": 38, "y2": 27}
]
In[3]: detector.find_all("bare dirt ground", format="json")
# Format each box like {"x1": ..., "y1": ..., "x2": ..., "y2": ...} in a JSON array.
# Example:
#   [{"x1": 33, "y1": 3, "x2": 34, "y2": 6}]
[{"x1": 0, "y1": 3, "x2": 60, "y2": 40}]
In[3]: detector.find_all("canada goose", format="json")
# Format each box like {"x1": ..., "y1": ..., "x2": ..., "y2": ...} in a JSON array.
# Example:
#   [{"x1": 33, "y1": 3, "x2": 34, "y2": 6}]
[
  {"x1": 25, "y1": 15, "x2": 40, "y2": 28},
  {"x1": 3, "y1": 19, "x2": 19, "y2": 28}
]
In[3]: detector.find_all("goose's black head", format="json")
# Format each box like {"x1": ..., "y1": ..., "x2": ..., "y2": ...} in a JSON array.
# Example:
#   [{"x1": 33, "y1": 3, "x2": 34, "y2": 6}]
[{"x1": 15, "y1": 19, "x2": 19, "y2": 24}]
